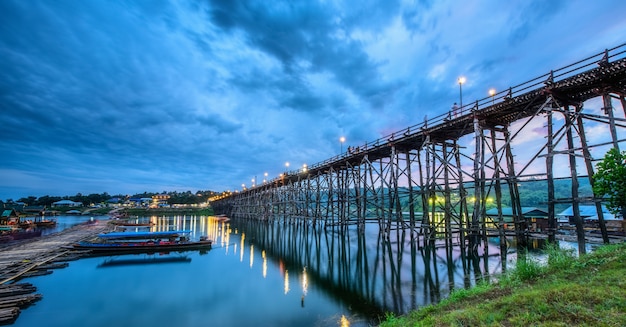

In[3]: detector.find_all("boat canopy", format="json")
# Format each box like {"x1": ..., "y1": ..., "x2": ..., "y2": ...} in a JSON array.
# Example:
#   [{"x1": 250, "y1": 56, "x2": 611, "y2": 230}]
[{"x1": 97, "y1": 230, "x2": 192, "y2": 240}]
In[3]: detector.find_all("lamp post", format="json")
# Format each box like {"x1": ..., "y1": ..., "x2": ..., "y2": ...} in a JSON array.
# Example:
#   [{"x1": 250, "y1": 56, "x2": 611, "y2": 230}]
[
  {"x1": 489, "y1": 88, "x2": 496, "y2": 106},
  {"x1": 458, "y1": 76, "x2": 466, "y2": 109},
  {"x1": 285, "y1": 162, "x2": 290, "y2": 172},
  {"x1": 263, "y1": 172, "x2": 268, "y2": 184},
  {"x1": 339, "y1": 136, "x2": 345, "y2": 154}
]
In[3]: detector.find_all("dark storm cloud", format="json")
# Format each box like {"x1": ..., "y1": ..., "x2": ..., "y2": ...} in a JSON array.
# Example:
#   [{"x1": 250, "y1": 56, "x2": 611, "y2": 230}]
[{"x1": 205, "y1": 0, "x2": 398, "y2": 111}]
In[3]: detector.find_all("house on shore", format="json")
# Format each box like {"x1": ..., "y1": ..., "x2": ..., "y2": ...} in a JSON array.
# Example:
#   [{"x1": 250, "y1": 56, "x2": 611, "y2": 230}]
[
  {"x1": 558, "y1": 205, "x2": 624, "y2": 231},
  {"x1": 52, "y1": 200, "x2": 82, "y2": 207},
  {"x1": 1, "y1": 208, "x2": 19, "y2": 225},
  {"x1": 485, "y1": 207, "x2": 549, "y2": 232}
]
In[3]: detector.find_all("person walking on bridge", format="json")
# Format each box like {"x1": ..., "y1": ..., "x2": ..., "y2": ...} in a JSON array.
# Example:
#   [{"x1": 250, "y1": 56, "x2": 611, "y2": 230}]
[{"x1": 452, "y1": 102, "x2": 459, "y2": 118}]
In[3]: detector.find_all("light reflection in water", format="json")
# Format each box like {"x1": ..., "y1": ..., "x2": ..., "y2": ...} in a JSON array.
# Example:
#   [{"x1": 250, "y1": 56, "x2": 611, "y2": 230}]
[
  {"x1": 284, "y1": 270, "x2": 290, "y2": 294},
  {"x1": 262, "y1": 250, "x2": 267, "y2": 278},
  {"x1": 339, "y1": 315, "x2": 350, "y2": 327},
  {"x1": 302, "y1": 266, "x2": 308, "y2": 297},
  {"x1": 240, "y1": 232, "x2": 245, "y2": 262},
  {"x1": 250, "y1": 244, "x2": 254, "y2": 268}
]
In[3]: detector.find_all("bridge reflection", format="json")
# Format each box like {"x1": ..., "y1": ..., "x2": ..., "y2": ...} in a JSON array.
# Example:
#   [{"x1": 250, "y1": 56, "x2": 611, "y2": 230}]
[{"x1": 230, "y1": 217, "x2": 507, "y2": 316}]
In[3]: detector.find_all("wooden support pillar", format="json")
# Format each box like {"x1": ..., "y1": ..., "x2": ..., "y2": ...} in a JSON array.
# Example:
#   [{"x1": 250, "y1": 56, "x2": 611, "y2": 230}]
[
  {"x1": 564, "y1": 105, "x2": 586, "y2": 255},
  {"x1": 576, "y1": 108, "x2": 609, "y2": 243},
  {"x1": 422, "y1": 139, "x2": 431, "y2": 244},
  {"x1": 443, "y1": 143, "x2": 452, "y2": 247},
  {"x1": 417, "y1": 142, "x2": 431, "y2": 247},
  {"x1": 454, "y1": 140, "x2": 469, "y2": 253},
  {"x1": 546, "y1": 105, "x2": 556, "y2": 242},
  {"x1": 504, "y1": 125, "x2": 526, "y2": 249},
  {"x1": 391, "y1": 146, "x2": 403, "y2": 226},
  {"x1": 490, "y1": 128, "x2": 507, "y2": 260},
  {"x1": 470, "y1": 114, "x2": 483, "y2": 253},
  {"x1": 406, "y1": 151, "x2": 416, "y2": 234},
  {"x1": 603, "y1": 93, "x2": 621, "y2": 152},
  {"x1": 378, "y1": 160, "x2": 387, "y2": 231}
]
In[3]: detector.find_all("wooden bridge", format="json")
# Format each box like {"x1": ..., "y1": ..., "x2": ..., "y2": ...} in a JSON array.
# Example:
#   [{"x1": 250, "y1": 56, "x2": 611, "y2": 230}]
[{"x1": 211, "y1": 43, "x2": 626, "y2": 255}]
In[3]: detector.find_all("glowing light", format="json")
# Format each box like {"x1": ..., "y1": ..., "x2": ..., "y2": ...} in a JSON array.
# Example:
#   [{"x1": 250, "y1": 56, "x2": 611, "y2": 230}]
[
  {"x1": 339, "y1": 136, "x2": 346, "y2": 153},
  {"x1": 458, "y1": 76, "x2": 466, "y2": 85},
  {"x1": 339, "y1": 315, "x2": 350, "y2": 327}
]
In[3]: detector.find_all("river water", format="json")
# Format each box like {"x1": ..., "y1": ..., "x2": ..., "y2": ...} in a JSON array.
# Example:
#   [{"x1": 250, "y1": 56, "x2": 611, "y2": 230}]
[{"x1": 13, "y1": 215, "x2": 515, "y2": 327}]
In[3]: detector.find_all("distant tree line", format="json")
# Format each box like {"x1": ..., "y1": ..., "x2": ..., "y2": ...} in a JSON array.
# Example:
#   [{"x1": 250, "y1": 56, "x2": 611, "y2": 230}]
[
  {"x1": 1, "y1": 190, "x2": 221, "y2": 207},
  {"x1": 394, "y1": 178, "x2": 593, "y2": 213}
]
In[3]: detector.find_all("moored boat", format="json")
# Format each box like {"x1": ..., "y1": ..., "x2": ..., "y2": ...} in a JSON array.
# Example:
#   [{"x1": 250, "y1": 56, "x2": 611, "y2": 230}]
[
  {"x1": 68, "y1": 230, "x2": 212, "y2": 254},
  {"x1": 35, "y1": 218, "x2": 57, "y2": 227}
]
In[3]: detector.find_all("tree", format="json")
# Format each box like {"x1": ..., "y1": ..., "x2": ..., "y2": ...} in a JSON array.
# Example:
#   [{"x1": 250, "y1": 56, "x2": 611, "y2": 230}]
[{"x1": 592, "y1": 148, "x2": 626, "y2": 218}]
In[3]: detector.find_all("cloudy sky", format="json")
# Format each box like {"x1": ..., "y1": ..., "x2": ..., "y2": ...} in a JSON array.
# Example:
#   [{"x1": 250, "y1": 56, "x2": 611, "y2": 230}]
[{"x1": 1, "y1": 0, "x2": 625, "y2": 200}]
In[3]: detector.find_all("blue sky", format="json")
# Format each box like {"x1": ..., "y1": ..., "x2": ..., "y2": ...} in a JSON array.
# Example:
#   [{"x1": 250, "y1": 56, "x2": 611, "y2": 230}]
[{"x1": 1, "y1": 0, "x2": 625, "y2": 200}]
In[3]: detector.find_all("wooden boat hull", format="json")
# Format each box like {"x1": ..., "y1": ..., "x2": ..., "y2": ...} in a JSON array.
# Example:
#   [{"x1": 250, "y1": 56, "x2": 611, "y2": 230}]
[
  {"x1": 69, "y1": 240, "x2": 212, "y2": 254},
  {"x1": 35, "y1": 221, "x2": 56, "y2": 227}
]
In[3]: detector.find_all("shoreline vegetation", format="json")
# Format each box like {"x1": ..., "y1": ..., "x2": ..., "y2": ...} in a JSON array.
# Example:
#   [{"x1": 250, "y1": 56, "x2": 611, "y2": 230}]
[
  {"x1": 380, "y1": 242, "x2": 626, "y2": 326},
  {"x1": 115, "y1": 207, "x2": 214, "y2": 217},
  {"x1": 55, "y1": 206, "x2": 215, "y2": 217}
]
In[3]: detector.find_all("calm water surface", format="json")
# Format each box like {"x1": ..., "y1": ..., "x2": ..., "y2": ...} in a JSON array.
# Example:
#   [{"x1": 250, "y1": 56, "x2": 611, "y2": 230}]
[{"x1": 13, "y1": 215, "x2": 512, "y2": 327}]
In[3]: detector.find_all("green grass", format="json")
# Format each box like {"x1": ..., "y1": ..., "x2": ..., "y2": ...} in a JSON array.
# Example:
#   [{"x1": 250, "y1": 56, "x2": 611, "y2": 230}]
[{"x1": 380, "y1": 242, "x2": 626, "y2": 327}]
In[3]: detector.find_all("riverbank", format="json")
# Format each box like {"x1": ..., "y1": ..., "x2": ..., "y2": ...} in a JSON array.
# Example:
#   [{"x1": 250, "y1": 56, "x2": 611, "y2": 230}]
[
  {"x1": 110, "y1": 207, "x2": 214, "y2": 217},
  {"x1": 380, "y1": 242, "x2": 626, "y2": 326}
]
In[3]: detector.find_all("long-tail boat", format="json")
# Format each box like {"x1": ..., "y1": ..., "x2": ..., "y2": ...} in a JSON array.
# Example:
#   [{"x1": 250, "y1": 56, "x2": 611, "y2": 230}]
[{"x1": 68, "y1": 230, "x2": 212, "y2": 253}]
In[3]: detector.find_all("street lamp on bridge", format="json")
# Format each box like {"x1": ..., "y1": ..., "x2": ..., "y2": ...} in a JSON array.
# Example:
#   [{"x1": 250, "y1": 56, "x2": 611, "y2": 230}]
[
  {"x1": 458, "y1": 76, "x2": 466, "y2": 109},
  {"x1": 339, "y1": 136, "x2": 345, "y2": 154},
  {"x1": 489, "y1": 88, "x2": 496, "y2": 106}
]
